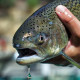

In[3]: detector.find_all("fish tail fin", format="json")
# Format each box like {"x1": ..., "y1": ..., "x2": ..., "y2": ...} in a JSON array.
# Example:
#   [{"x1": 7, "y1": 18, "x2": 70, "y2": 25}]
[{"x1": 60, "y1": 51, "x2": 80, "y2": 68}]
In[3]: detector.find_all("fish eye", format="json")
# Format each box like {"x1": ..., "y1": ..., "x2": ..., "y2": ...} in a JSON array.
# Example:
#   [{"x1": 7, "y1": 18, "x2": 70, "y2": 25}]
[
  {"x1": 40, "y1": 36, "x2": 44, "y2": 41},
  {"x1": 37, "y1": 35, "x2": 44, "y2": 45}
]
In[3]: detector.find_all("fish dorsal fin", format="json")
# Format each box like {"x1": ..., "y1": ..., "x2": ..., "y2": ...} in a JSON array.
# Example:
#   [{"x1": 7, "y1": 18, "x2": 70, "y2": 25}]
[{"x1": 60, "y1": 51, "x2": 80, "y2": 68}]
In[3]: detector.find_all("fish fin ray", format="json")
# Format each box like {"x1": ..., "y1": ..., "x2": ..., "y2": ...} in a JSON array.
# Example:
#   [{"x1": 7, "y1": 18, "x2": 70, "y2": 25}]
[{"x1": 60, "y1": 51, "x2": 80, "y2": 68}]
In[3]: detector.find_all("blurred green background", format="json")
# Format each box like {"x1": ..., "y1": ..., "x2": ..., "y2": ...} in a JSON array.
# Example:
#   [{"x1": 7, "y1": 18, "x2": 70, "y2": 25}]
[{"x1": 0, "y1": 0, "x2": 80, "y2": 80}]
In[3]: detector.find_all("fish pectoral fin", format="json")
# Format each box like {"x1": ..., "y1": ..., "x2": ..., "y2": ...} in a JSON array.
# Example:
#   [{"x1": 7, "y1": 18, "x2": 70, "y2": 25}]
[{"x1": 60, "y1": 51, "x2": 80, "y2": 68}]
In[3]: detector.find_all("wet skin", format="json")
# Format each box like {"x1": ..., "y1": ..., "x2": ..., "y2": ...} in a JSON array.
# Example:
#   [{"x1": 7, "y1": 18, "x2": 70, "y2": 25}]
[{"x1": 13, "y1": 0, "x2": 80, "y2": 66}]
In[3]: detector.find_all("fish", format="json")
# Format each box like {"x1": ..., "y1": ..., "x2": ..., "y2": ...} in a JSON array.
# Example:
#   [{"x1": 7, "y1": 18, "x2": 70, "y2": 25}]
[{"x1": 13, "y1": 0, "x2": 80, "y2": 68}]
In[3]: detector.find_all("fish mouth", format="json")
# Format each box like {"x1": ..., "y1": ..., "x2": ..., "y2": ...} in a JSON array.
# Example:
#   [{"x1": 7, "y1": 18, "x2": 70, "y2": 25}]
[{"x1": 16, "y1": 48, "x2": 43, "y2": 65}]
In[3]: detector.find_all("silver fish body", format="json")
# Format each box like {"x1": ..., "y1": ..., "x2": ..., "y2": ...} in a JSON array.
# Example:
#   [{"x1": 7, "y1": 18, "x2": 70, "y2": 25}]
[{"x1": 13, "y1": 0, "x2": 80, "y2": 67}]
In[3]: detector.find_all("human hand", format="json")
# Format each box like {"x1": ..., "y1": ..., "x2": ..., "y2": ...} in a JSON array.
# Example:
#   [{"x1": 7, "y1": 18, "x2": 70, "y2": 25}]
[{"x1": 43, "y1": 5, "x2": 80, "y2": 66}]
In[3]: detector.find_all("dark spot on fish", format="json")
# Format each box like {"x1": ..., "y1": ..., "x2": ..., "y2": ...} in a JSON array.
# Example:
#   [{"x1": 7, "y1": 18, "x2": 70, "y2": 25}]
[
  {"x1": 41, "y1": 12, "x2": 43, "y2": 13},
  {"x1": 33, "y1": 27, "x2": 35, "y2": 29},
  {"x1": 49, "y1": 28, "x2": 51, "y2": 30},
  {"x1": 47, "y1": 11, "x2": 49, "y2": 12},
  {"x1": 49, "y1": 24, "x2": 52, "y2": 26},
  {"x1": 48, "y1": 14, "x2": 50, "y2": 15},
  {"x1": 43, "y1": 20, "x2": 45, "y2": 22},
  {"x1": 39, "y1": 16, "x2": 41, "y2": 17},
  {"x1": 17, "y1": 38, "x2": 19, "y2": 40}
]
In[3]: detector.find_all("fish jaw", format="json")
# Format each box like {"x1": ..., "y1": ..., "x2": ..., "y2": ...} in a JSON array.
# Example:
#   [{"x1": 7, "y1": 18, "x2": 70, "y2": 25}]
[
  {"x1": 16, "y1": 55, "x2": 43, "y2": 65},
  {"x1": 15, "y1": 46, "x2": 61, "y2": 65},
  {"x1": 15, "y1": 48, "x2": 44, "y2": 65}
]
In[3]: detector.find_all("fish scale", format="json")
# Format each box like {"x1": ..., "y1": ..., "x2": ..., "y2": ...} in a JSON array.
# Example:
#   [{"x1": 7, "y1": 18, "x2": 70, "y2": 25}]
[{"x1": 13, "y1": 0, "x2": 80, "y2": 68}]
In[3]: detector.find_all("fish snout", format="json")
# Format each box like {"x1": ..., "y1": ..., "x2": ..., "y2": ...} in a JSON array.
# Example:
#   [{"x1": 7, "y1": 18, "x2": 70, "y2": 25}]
[{"x1": 13, "y1": 43, "x2": 21, "y2": 49}]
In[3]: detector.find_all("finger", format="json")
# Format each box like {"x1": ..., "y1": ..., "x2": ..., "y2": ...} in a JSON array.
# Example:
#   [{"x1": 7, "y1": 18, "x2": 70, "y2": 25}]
[{"x1": 56, "y1": 5, "x2": 80, "y2": 38}]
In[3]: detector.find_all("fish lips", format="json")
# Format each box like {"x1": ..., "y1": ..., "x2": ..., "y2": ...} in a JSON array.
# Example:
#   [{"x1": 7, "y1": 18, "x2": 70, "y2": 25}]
[{"x1": 16, "y1": 48, "x2": 43, "y2": 65}]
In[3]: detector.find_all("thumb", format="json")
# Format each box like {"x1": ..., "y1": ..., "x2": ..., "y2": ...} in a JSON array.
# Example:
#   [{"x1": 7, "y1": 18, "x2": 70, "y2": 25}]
[{"x1": 56, "y1": 5, "x2": 80, "y2": 38}]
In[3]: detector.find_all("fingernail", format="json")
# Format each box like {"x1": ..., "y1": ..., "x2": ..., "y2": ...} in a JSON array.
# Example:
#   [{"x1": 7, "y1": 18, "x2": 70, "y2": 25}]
[{"x1": 56, "y1": 5, "x2": 66, "y2": 13}]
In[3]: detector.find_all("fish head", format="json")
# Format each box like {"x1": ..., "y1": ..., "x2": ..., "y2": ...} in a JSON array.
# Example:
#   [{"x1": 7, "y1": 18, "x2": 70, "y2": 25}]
[
  {"x1": 13, "y1": 15, "x2": 68, "y2": 65},
  {"x1": 13, "y1": 1, "x2": 69, "y2": 65}
]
